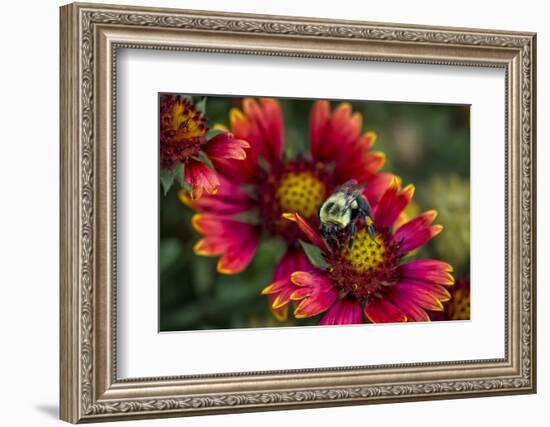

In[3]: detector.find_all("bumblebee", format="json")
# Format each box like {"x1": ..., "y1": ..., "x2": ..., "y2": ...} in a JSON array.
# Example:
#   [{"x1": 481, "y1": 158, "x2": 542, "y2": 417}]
[{"x1": 318, "y1": 180, "x2": 375, "y2": 249}]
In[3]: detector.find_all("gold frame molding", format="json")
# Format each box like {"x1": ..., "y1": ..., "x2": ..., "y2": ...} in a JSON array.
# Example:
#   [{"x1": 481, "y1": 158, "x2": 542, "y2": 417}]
[{"x1": 60, "y1": 2, "x2": 537, "y2": 423}]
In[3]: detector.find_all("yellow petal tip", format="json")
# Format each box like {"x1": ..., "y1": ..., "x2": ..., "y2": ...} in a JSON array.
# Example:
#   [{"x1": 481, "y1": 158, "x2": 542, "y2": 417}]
[
  {"x1": 261, "y1": 285, "x2": 274, "y2": 295},
  {"x1": 271, "y1": 308, "x2": 288, "y2": 322},
  {"x1": 191, "y1": 214, "x2": 203, "y2": 232},
  {"x1": 193, "y1": 240, "x2": 208, "y2": 255},
  {"x1": 403, "y1": 184, "x2": 415, "y2": 198},
  {"x1": 216, "y1": 263, "x2": 236, "y2": 275}
]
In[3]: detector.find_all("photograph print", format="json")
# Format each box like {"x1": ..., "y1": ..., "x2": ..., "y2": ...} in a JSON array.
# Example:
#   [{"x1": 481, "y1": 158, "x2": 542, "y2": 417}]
[{"x1": 158, "y1": 94, "x2": 470, "y2": 331}]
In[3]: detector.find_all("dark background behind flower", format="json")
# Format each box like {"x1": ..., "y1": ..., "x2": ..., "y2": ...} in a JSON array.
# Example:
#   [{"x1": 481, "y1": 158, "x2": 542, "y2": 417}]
[{"x1": 160, "y1": 96, "x2": 470, "y2": 331}]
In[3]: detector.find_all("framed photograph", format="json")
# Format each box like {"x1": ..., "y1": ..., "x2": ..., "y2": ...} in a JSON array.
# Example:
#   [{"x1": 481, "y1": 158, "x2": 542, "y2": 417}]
[{"x1": 60, "y1": 2, "x2": 537, "y2": 423}]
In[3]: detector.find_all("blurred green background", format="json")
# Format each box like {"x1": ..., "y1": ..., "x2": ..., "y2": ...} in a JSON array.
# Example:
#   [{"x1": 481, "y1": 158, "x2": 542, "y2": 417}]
[{"x1": 159, "y1": 96, "x2": 470, "y2": 331}]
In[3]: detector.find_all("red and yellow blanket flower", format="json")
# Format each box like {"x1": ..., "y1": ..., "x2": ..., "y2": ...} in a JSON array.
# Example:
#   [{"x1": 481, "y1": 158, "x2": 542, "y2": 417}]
[
  {"x1": 262, "y1": 177, "x2": 455, "y2": 324},
  {"x1": 182, "y1": 98, "x2": 390, "y2": 320},
  {"x1": 160, "y1": 94, "x2": 249, "y2": 199},
  {"x1": 431, "y1": 277, "x2": 470, "y2": 321}
]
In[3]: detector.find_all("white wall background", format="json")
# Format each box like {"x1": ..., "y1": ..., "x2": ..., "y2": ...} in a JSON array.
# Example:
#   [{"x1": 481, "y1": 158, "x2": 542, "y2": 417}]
[{"x1": 0, "y1": 0, "x2": 545, "y2": 425}]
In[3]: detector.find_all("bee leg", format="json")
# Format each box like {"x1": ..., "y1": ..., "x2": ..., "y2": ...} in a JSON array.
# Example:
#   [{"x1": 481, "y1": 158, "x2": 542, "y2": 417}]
[
  {"x1": 348, "y1": 221, "x2": 357, "y2": 249},
  {"x1": 333, "y1": 226, "x2": 343, "y2": 249},
  {"x1": 353, "y1": 197, "x2": 374, "y2": 238},
  {"x1": 356, "y1": 195, "x2": 373, "y2": 218},
  {"x1": 319, "y1": 223, "x2": 327, "y2": 239},
  {"x1": 366, "y1": 221, "x2": 375, "y2": 240}
]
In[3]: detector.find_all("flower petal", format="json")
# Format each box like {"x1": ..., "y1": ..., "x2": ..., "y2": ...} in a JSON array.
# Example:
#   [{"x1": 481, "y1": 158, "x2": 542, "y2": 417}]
[
  {"x1": 290, "y1": 271, "x2": 329, "y2": 288},
  {"x1": 385, "y1": 288, "x2": 431, "y2": 322},
  {"x1": 329, "y1": 104, "x2": 362, "y2": 149},
  {"x1": 204, "y1": 132, "x2": 250, "y2": 161},
  {"x1": 226, "y1": 98, "x2": 285, "y2": 179},
  {"x1": 394, "y1": 210, "x2": 442, "y2": 254},
  {"x1": 192, "y1": 214, "x2": 260, "y2": 274},
  {"x1": 262, "y1": 249, "x2": 311, "y2": 319},
  {"x1": 390, "y1": 282, "x2": 450, "y2": 311},
  {"x1": 274, "y1": 248, "x2": 311, "y2": 281},
  {"x1": 320, "y1": 298, "x2": 363, "y2": 325},
  {"x1": 360, "y1": 131, "x2": 378, "y2": 150},
  {"x1": 263, "y1": 280, "x2": 294, "y2": 321},
  {"x1": 217, "y1": 237, "x2": 259, "y2": 274},
  {"x1": 259, "y1": 98, "x2": 285, "y2": 162},
  {"x1": 270, "y1": 305, "x2": 289, "y2": 322},
  {"x1": 229, "y1": 107, "x2": 252, "y2": 141},
  {"x1": 363, "y1": 173, "x2": 394, "y2": 207},
  {"x1": 226, "y1": 107, "x2": 264, "y2": 182},
  {"x1": 240, "y1": 98, "x2": 285, "y2": 164},
  {"x1": 179, "y1": 175, "x2": 253, "y2": 215},
  {"x1": 334, "y1": 130, "x2": 385, "y2": 183},
  {"x1": 289, "y1": 270, "x2": 337, "y2": 319},
  {"x1": 294, "y1": 290, "x2": 337, "y2": 318},
  {"x1": 262, "y1": 278, "x2": 296, "y2": 309},
  {"x1": 185, "y1": 160, "x2": 220, "y2": 200},
  {"x1": 282, "y1": 213, "x2": 327, "y2": 251},
  {"x1": 373, "y1": 177, "x2": 414, "y2": 230},
  {"x1": 309, "y1": 102, "x2": 362, "y2": 162},
  {"x1": 399, "y1": 259, "x2": 455, "y2": 285},
  {"x1": 288, "y1": 287, "x2": 312, "y2": 301},
  {"x1": 309, "y1": 100, "x2": 330, "y2": 160},
  {"x1": 364, "y1": 297, "x2": 407, "y2": 323},
  {"x1": 212, "y1": 156, "x2": 258, "y2": 184},
  {"x1": 294, "y1": 290, "x2": 338, "y2": 319}
]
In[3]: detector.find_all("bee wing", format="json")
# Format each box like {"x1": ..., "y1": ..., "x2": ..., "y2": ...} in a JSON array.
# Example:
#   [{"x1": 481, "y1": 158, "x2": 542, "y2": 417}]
[{"x1": 337, "y1": 179, "x2": 367, "y2": 195}]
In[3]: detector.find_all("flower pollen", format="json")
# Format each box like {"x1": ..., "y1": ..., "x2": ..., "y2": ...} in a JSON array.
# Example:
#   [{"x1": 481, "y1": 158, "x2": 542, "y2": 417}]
[
  {"x1": 160, "y1": 95, "x2": 207, "y2": 170},
  {"x1": 163, "y1": 97, "x2": 206, "y2": 143},
  {"x1": 448, "y1": 287, "x2": 470, "y2": 320},
  {"x1": 328, "y1": 228, "x2": 401, "y2": 302},
  {"x1": 343, "y1": 230, "x2": 386, "y2": 273},
  {"x1": 259, "y1": 161, "x2": 332, "y2": 243},
  {"x1": 276, "y1": 171, "x2": 327, "y2": 219}
]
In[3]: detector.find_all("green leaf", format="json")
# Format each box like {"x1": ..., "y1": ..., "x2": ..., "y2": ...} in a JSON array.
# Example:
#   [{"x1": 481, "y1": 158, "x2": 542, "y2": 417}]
[
  {"x1": 160, "y1": 168, "x2": 176, "y2": 196},
  {"x1": 195, "y1": 97, "x2": 207, "y2": 116},
  {"x1": 194, "y1": 151, "x2": 216, "y2": 172},
  {"x1": 299, "y1": 240, "x2": 330, "y2": 269},
  {"x1": 174, "y1": 163, "x2": 193, "y2": 194},
  {"x1": 205, "y1": 128, "x2": 225, "y2": 140},
  {"x1": 161, "y1": 164, "x2": 193, "y2": 196},
  {"x1": 174, "y1": 163, "x2": 186, "y2": 186}
]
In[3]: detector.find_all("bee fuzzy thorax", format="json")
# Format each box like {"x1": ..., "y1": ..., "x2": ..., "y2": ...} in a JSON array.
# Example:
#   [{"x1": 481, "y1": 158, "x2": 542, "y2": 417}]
[
  {"x1": 319, "y1": 195, "x2": 353, "y2": 228},
  {"x1": 318, "y1": 180, "x2": 374, "y2": 250}
]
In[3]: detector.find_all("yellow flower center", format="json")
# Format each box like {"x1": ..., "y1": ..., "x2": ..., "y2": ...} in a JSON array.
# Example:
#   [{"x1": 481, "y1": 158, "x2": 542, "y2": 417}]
[
  {"x1": 276, "y1": 171, "x2": 326, "y2": 218},
  {"x1": 342, "y1": 229, "x2": 386, "y2": 273},
  {"x1": 449, "y1": 288, "x2": 470, "y2": 320},
  {"x1": 161, "y1": 98, "x2": 206, "y2": 144}
]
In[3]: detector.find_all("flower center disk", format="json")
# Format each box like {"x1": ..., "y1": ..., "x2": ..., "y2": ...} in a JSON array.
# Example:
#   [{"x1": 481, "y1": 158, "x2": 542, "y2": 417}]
[
  {"x1": 166, "y1": 99, "x2": 206, "y2": 144},
  {"x1": 342, "y1": 230, "x2": 387, "y2": 273},
  {"x1": 327, "y1": 228, "x2": 401, "y2": 302},
  {"x1": 275, "y1": 171, "x2": 326, "y2": 218}
]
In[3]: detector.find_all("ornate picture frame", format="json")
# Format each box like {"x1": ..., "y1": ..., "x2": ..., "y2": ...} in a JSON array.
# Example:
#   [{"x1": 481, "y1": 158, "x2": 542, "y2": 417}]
[{"x1": 60, "y1": 2, "x2": 536, "y2": 423}]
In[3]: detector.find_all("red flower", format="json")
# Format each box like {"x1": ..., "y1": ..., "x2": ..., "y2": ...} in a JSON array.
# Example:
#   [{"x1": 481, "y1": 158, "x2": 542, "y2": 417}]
[
  {"x1": 160, "y1": 95, "x2": 249, "y2": 199},
  {"x1": 263, "y1": 177, "x2": 455, "y2": 324},
  {"x1": 431, "y1": 277, "x2": 470, "y2": 321},
  {"x1": 182, "y1": 98, "x2": 389, "y2": 320}
]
